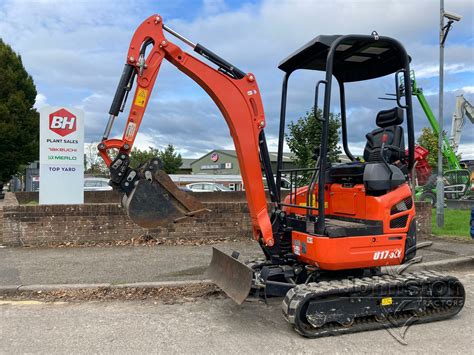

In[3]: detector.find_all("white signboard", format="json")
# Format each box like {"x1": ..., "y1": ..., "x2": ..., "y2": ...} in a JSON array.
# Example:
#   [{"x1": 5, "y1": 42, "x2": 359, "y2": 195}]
[{"x1": 39, "y1": 106, "x2": 84, "y2": 204}]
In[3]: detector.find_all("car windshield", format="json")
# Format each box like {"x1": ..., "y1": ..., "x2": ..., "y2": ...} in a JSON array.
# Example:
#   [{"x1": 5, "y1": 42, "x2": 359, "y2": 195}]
[{"x1": 214, "y1": 183, "x2": 231, "y2": 191}]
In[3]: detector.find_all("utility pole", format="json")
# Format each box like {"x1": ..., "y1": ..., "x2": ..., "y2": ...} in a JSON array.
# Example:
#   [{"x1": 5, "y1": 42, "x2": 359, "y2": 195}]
[
  {"x1": 437, "y1": 0, "x2": 462, "y2": 227},
  {"x1": 436, "y1": 0, "x2": 445, "y2": 227}
]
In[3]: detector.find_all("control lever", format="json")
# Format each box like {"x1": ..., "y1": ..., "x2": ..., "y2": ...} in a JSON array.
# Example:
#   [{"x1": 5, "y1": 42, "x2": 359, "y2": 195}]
[{"x1": 380, "y1": 133, "x2": 393, "y2": 181}]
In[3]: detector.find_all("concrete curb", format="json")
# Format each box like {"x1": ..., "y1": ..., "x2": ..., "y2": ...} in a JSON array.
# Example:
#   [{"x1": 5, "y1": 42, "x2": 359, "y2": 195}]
[
  {"x1": 0, "y1": 256, "x2": 472, "y2": 295},
  {"x1": 0, "y1": 280, "x2": 213, "y2": 295},
  {"x1": 408, "y1": 256, "x2": 474, "y2": 271}
]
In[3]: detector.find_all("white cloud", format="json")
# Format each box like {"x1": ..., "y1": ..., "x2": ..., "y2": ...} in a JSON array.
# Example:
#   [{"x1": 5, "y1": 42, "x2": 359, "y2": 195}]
[
  {"x1": 34, "y1": 93, "x2": 48, "y2": 110},
  {"x1": 458, "y1": 143, "x2": 474, "y2": 159},
  {"x1": 1, "y1": 0, "x2": 473, "y2": 161},
  {"x1": 132, "y1": 132, "x2": 159, "y2": 151},
  {"x1": 415, "y1": 63, "x2": 474, "y2": 79},
  {"x1": 462, "y1": 86, "x2": 474, "y2": 94}
]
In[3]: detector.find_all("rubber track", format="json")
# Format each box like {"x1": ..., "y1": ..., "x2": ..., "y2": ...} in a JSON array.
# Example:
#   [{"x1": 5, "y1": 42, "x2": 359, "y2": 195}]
[{"x1": 281, "y1": 270, "x2": 465, "y2": 338}]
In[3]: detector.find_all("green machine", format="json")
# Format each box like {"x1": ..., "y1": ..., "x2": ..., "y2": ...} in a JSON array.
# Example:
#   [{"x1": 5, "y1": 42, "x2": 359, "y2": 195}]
[{"x1": 401, "y1": 71, "x2": 472, "y2": 205}]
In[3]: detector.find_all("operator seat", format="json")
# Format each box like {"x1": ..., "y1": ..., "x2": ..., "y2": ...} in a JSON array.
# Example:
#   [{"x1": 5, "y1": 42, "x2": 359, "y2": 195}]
[
  {"x1": 364, "y1": 107, "x2": 405, "y2": 164},
  {"x1": 328, "y1": 107, "x2": 406, "y2": 191}
]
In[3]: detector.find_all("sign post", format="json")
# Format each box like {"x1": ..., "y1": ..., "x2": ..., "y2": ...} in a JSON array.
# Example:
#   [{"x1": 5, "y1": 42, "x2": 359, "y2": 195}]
[{"x1": 39, "y1": 106, "x2": 84, "y2": 204}]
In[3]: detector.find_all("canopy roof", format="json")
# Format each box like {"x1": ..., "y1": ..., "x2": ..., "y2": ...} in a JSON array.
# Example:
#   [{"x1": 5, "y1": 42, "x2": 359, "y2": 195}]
[{"x1": 278, "y1": 35, "x2": 407, "y2": 82}]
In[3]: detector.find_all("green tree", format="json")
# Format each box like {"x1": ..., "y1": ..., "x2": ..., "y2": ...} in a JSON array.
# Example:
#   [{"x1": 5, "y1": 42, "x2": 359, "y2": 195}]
[
  {"x1": 84, "y1": 144, "x2": 108, "y2": 176},
  {"x1": 158, "y1": 144, "x2": 183, "y2": 174},
  {"x1": 417, "y1": 127, "x2": 460, "y2": 170},
  {"x1": 129, "y1": 144, "x2": 182, "y2": 174},
  {"x1": 0, "y1": 39, "x2": 39, "y2": 183},
  {"x1": 129, "y1": 146, "x2": 159, "y2": 169},
  {"x1": 417, "y1": 127, "x2": 439, "y2": 169},
  {"x1": 286, "y1": 108, "x2": 342, "y2": 169}
]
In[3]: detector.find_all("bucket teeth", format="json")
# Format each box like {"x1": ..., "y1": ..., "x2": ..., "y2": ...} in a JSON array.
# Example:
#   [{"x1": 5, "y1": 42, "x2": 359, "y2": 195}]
[{"x1": 206, "y1": 247, "x2": 254, "y2": 304}]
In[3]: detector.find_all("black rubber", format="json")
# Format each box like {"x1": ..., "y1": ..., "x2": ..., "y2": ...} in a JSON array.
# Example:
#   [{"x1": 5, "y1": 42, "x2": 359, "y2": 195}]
[{"x1": 282, "y1": 270, "x2": 465, "y2": 338}]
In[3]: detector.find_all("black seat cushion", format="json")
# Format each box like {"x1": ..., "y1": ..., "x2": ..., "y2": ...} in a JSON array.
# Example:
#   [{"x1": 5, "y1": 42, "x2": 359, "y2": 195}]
[
  {"x1": 364, "y1": 126, "x2": 405, "y2": 164},
  {"x1": 328, "y1": 162, "x2": 365, "y2": 184},
  {"x1": 376, "y1": 107, "x2": 404, "y2": 128},
  {"x1": 364, "y1": 107, "x2": 406, "y2": 164}
]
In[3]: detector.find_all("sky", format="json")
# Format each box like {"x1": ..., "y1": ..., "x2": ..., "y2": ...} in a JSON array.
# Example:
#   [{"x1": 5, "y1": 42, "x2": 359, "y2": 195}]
[{"x1": 1, "y1": 0, "x2": 473, "y2": 159}]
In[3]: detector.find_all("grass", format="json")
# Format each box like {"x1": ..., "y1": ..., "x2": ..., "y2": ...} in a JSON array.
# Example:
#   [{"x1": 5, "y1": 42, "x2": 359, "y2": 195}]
[
  {"x1": 24, "y1": 200, "x2": 38, "y2": 205},
  {"x1": 431, "y1": 208, "x2": 472, "y2": 240}
]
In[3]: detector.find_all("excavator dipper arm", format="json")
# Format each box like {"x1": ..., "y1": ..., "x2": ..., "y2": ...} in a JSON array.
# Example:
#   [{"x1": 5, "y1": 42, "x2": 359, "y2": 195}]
[{"x1": 98, "y1": 14, "x2": 274, "y2": 246}]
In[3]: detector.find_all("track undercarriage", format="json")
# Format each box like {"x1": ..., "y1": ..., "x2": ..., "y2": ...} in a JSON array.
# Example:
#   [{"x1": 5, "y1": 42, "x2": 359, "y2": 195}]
[
  {"x1": 281, "y1": 270, "x2": 465, "y2": 338},
  {"x1": 210, "y1": 250, "x2": 465, "y2": 338}
]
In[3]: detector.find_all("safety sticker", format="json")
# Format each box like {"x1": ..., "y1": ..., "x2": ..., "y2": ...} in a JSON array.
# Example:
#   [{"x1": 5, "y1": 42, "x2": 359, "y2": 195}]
[
  {"x1": 307, "y1": 236, "x2": 313, "y2": 244},
  {"x1": 134, "y1": 88, "x2": 148, "y2": 107},
  {"x1": 301, "y1": 242, "x2": 307, "y2": 254},
  {"x1": 125, "y1": 122, "x2": 136, "y2": 140},
  {"x1": 293, "y1": 240, "x2": 301, "y2": 255},
  {"x1": 381, "y1": 297, "x2": 393, "y2": 306}
]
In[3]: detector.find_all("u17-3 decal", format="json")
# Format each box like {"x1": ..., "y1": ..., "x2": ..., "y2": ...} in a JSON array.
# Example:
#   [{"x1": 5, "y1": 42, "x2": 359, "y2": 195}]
[{"x1": 373, "y1": 249, "x2": 402, "y2": 260}]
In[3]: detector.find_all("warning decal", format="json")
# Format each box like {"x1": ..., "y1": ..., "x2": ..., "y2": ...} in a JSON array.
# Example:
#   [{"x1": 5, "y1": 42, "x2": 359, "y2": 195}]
[
  {"x1": 134, "y1": 88, "x2": 148, "y2": 107},
  {"x1": 125, "y1": 122, "x2": 137, "y2": 140}
]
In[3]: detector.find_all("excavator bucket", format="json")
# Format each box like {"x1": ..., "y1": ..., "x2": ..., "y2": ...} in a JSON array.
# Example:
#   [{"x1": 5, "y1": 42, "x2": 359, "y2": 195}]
[
  {"x1": 206, "y1": 247, "x2": 254, "y2": 304},
  {"x1": 123, "y1": 159, "x2": 208, "y2": 229}
]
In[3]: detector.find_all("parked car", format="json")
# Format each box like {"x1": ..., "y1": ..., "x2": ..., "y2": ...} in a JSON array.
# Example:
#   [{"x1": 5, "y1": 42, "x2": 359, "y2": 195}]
[
  {"x1": 185, "y1": 182, "x2": 231, "y2": 192},
  {"x1": 178, "y1": 186, "x2": 193, "y2": 192},
  {"x1": 84, "y1": 177, "x2": 113, "y2": 191}
]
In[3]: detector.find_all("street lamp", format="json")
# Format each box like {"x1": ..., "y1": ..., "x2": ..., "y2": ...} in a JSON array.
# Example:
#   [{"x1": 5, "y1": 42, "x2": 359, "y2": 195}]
[{"x1": 436, "y1": 1, "x2": 462, "y2": 227}]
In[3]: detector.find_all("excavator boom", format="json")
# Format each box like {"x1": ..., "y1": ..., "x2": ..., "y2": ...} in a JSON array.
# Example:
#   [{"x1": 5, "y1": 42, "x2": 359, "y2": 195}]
[
  {"x1": 98, "y1": 14, "x2": 274, "y2": 246},
  {"x1": 450, "y1": 94, "x2": 474, "y2": 152}
]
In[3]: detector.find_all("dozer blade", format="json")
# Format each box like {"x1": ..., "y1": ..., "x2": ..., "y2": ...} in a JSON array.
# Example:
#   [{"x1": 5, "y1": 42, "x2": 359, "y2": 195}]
[
  {"x1": 206, "y1": 247, "x2": 254, "y2": 304},
  {"x1": 123, "y1": 159, "x2": 207, "y2": 229}
]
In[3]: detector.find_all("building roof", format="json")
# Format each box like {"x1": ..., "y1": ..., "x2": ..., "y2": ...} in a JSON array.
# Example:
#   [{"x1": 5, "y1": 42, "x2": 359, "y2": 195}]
[
  {"x1": 190, "y1": 149, "x2": 295, "y2": 166},
  {"x1": 180, "y1": 158, "x2": 195, "y2": 170}
]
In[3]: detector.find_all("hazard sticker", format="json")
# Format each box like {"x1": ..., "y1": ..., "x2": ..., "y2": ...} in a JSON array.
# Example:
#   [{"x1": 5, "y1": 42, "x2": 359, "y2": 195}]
[{"x1": 134, "y1": 88, "x2": 148, "y2": 107}]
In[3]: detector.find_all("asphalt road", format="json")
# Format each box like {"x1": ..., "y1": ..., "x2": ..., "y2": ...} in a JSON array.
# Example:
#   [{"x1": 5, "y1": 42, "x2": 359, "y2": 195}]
[
  {"x1": 1, "y1": 270, "x2": 472, "y2": 354},
  {"x1": 1, "y1": 238, "x2": 472, "y2": 286}
]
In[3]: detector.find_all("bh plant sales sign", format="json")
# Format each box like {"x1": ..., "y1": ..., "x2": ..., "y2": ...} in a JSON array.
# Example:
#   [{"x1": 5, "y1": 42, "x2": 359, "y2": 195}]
[{"x1": 39, "y1": 107, "x2": 84, "y2": 204}]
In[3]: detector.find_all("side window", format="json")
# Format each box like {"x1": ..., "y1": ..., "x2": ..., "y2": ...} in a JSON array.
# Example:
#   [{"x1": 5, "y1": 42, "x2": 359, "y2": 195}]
[
  {"x1": 229, "y1": 183, "x2": 235, "y2": 191},
  {"x1": 203, "y1": 184, "x2": 214, "y2": 191}
]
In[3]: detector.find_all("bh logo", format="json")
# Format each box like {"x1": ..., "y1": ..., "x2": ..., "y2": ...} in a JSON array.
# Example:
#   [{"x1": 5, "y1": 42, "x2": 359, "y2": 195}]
[{"x1": 49, "y1": 108, "x2": 76, "y2": 137}]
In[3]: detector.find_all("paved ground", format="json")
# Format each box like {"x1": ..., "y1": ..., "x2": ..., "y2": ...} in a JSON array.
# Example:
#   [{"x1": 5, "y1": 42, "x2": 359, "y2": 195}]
[
  {"x1": 1, "y1": 269, "x2": 472, "y2": 353},
  {"x1": 0, "y1": 241, "x2": 263, "y2": 286},
  {"x1": 1, "y1": 238, "x2": 473, "y2": 287}
]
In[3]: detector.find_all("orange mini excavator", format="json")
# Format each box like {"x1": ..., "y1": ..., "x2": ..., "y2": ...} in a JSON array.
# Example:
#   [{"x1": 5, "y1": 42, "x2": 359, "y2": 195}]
[{"x1": 98, "y1": 15, "x2": 465, "y2": 337}]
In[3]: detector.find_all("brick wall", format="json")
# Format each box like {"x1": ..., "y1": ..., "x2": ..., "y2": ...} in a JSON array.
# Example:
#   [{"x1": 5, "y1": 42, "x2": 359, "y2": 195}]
[
  {"x1": 1, "y1": 202, "x2": 252, "y2": 247},
  {"x1": 14, "y1": 190, "x2": 284, "y2": 204},
  {"x1": 15, "y1": 191, "x2": 123, "y2": 204},
  {"x1": 414, "y1": 201, "x2": 431, "y2": 238},
  {"x1": 0, "y1": 194, "x2": 431, "y2": 247}
]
